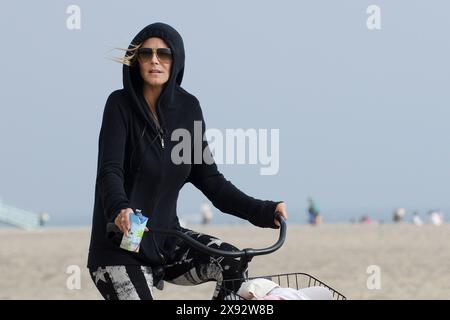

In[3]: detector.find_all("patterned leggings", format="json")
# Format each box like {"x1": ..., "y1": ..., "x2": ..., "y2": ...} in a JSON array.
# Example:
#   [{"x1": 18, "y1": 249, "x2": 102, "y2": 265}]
[{"x1": 89, "y1": 227, "x2": 248, "y2": 300}]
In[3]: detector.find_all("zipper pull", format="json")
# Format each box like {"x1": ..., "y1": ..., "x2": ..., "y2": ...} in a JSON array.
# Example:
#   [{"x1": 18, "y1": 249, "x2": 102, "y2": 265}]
[{"x1": 159, "y1": 128, "x2": 165, "y2": 149}]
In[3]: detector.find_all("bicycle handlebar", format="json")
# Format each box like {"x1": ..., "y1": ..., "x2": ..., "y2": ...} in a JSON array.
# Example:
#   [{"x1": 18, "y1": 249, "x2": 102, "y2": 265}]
[{"x1": 148, "y1": 212, "x2": 287, "y2": 258}]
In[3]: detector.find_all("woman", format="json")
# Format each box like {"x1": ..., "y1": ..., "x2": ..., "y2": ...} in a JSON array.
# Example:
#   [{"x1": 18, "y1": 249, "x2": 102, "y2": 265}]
[{"x1": 87, "y1": 22, "x2": 288, "y2": 300}]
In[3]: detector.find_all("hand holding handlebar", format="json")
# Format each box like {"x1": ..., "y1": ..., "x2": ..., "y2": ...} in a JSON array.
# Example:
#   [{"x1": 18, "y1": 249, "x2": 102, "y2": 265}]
[{"x1": 274, "y1": 202, "x2": 288, "y2": 227}]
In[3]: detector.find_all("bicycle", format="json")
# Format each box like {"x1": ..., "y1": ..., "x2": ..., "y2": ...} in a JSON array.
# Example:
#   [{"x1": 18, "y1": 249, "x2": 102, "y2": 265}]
[{"x1": 147, "y1": 213, "x2": 346, "y2": 300}]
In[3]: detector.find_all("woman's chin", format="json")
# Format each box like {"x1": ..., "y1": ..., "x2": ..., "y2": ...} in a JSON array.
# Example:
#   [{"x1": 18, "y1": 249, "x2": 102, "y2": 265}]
[{"x1": 144, "y1": 79, "x2": 166, "y2": 87}]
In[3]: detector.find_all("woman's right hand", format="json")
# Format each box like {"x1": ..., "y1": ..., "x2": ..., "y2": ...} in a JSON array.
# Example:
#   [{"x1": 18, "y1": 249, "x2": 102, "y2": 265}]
[
  {"x1": 114, "y1": 208, "x2": 133, "y2": 236},
  {"x1": 114, "y1": 208, "x2": 148, "y2": 236}
]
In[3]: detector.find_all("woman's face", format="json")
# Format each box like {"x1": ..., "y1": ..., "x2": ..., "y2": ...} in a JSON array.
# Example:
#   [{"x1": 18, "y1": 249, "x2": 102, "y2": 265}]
[{"x1": 137, "y1": 37, "x2": 172, "y2": 88}]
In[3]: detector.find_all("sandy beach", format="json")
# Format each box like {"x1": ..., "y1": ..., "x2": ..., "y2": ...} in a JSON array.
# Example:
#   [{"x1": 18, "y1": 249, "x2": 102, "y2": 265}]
[{"x1": 1, "y1": 223, "x2": 449, "y2": 300}]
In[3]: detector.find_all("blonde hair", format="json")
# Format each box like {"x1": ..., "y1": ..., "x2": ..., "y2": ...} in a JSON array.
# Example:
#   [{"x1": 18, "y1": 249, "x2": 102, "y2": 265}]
[{"x1": 109, "y1": 43, "x2": 142, "y2": 66}]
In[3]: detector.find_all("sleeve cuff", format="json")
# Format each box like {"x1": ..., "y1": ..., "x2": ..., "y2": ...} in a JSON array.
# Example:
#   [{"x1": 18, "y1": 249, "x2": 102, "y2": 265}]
[{"x1": 248, "y1": 200, "x2": 283, "y2": 229}]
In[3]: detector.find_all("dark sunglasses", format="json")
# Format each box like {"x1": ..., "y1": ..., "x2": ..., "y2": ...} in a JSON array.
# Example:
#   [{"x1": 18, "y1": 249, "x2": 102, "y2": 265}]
[{"x1": 137, "y1": 47, "x2": 172, "y2": 63}]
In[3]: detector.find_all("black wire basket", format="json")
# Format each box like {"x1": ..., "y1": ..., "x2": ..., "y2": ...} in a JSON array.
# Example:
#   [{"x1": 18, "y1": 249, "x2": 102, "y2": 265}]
[{"x1": 220, "y1": 272, "x2": 346, "y2": 300}]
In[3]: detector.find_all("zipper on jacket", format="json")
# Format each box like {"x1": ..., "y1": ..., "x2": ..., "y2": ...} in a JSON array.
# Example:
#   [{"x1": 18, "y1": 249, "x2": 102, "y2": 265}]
[
  {"x1": 152, "y1": 116, "x2": 165, "y2": 149},
  {"x1": 148, "y1": 112, "x2": 164, "y2": 150},
  {"x1": 158, "y1": 127, "x2": 165, "y2": 149},
  {"x1": 149, "y1": 136, "x2": 168, "y2": 266},
  {"x1": 142, "y1": 94, "x2": 165, "y2": 150}
]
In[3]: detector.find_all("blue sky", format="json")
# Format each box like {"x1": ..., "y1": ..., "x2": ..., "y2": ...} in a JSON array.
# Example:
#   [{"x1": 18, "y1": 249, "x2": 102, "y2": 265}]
[{"x1": 0, "y1": 1, "x2": 449, "y2": 225}]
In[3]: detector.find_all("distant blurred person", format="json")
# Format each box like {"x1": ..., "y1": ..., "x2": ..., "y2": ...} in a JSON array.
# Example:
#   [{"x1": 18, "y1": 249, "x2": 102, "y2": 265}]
[
  {"x1": 411, "y1": 211, "x2": 423, "y2": 226},
  {"x1": 39, "y1": 212, "x2": 50, "y2": 227},
  {"x1": 393, "y1": 208, "x2": 406, "y2": 223},
  {"x1": 359, "y1": 215, "x2": 373, "y2": 225},
  {"x1": 201, "y1": 203, "x2": 213, "y2": 225},
  {"x1": 429, "y1": 210, "x2": 443, "y2": 226},
  {"x1": 307, "y1": 197, "x2": 321, "y2": 225}
]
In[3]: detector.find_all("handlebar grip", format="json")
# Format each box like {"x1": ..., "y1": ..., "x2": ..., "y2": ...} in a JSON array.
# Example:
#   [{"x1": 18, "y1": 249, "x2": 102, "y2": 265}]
[
  {"x1": 243, "y1": 211, "x2": 287, "y2": 257},
  {"x1": 275, "y1": 211, "x2": 285, "y2": 225}
]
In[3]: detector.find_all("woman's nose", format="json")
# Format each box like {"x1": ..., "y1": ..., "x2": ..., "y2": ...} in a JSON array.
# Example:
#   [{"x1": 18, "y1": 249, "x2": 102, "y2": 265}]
[{"x1": 150, "y1": 52, "x2": 159, "y2": 64}]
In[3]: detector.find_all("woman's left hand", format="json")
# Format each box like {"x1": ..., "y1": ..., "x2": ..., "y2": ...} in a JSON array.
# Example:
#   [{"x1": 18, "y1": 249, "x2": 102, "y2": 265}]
[{"x1": 274, "y1": 202, "x2": 288, "y2": 227}]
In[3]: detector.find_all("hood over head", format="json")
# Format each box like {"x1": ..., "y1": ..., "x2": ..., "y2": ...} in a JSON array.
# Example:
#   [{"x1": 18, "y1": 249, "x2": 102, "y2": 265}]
[{"x1": 123, "y1": 22, "x2": 185, "y2": 131}]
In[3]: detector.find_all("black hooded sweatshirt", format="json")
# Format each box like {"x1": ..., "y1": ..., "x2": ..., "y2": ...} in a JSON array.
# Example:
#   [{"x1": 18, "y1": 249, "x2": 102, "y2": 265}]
[{"x1": 87, "y1": 22, "x2": 282, "y2": 268}]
